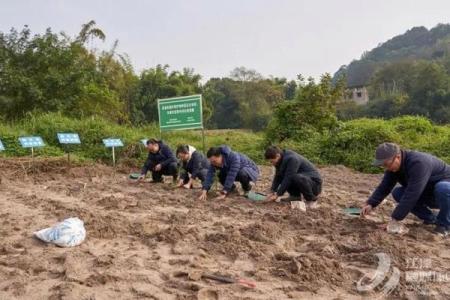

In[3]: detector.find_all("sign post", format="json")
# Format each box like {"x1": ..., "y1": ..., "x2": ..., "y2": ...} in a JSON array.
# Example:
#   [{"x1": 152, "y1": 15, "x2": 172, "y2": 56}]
[
  {"x1": 57, "y1": 133, "x2": 81, "y2": 166},
  {"x1": 157, "y1": 94, "x2": 205, "y2": 152},
  {"x1": 18, "y1": 136, "x2": 45, "y2": 172},
  {"x1": 102, "y1": 139, "x2": 124, "y2": 167}
]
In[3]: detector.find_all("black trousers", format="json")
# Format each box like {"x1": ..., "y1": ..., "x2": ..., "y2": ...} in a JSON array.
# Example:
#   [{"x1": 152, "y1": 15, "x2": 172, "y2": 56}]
[
  {"x1": 287, "y1": 174, "x2": 322, "y2": 201},
  {"x1": 218, "y1": 169, "x2": 252, "y2": 192},
  {"x1": 152, "y1": 162, "x2": 178, "y2": 182},
  {"x1": 182, "y1": 169, "x2": 208, "y2": 184}
]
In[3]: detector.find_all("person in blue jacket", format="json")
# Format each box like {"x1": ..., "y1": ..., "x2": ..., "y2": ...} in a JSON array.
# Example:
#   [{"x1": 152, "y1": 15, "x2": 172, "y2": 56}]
[
  {"x1": 361, "y1": 142, "x2": 450, "y2": 236},
  {"x1": 199, "y1": 145, "x2": 260, "y2": 200},
  {"x1": 139, "y1": 139, "x2": 178, "y2": 183},
  {"x1": 176, "y1": 144, "x2": 210, "y2": 189}
]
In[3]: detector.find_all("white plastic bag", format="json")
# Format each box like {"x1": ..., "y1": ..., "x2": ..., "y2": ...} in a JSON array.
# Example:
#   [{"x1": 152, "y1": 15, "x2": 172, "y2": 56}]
[{"x1": 34, "y1": 217, "x2": 86, "y2": 247}]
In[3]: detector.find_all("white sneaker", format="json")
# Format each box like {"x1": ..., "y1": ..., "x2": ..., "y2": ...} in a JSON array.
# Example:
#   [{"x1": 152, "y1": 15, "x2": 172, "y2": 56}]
[
  {"x1": 387, "y1": 221, "x2": 409, "y2": 234},
  {"x1": 291, "y1": 201, "x2": 306, "y2": 212},
  {"x1": 306, "y1": 201, "x2": 319, "y2": 209}
]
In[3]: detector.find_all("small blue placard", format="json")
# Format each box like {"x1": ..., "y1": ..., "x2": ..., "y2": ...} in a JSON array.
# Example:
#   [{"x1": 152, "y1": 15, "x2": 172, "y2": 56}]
[
  {"x1": 103, "y1": 138, "x2": 123, "y2": 148},
  {"x1": 57, "y1": 133, "x2": 81, "y2": 144},
  {"x1": 0, "y1": 139, "x2": 4, "y2": 151},
  {"x1": 141, "y1": 139, "x2": 148, "y2": 146},
  {"x1": 19, "y1": 136, "x2": 45, "y2": 148}
]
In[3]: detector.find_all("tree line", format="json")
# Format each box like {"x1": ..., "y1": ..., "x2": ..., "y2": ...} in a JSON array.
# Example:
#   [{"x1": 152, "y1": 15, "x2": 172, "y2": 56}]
[
  {"x1": 2, "y1": 21, "x2": 450, "y2": 132},
  {"x1": 335, "y1": 23, "x2": 450, "y2": 87},
  {"x1": 338, "y1": 58, "x2": 450, "y2": 123},
  {"x1": 0, "y1": 21, "x2": 300, "y2": 131}
]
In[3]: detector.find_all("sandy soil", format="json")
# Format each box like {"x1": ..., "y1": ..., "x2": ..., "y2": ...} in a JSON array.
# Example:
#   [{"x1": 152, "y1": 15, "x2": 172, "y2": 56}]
[{"x1": 0, "y1": 158, "x2": 450, "y2": 300}]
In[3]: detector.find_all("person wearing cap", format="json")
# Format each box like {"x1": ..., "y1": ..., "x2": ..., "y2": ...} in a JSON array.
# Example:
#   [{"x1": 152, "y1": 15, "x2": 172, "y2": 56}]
[
  {"x1": 176, "y1": 144, "x2": 210, "y2": 189},
  {"x1": 264, "y1": 146, "x2": 322, "y2": 209},
  {"x1": 139, "y1": 138, "x2": 178, "y2": 183},
  {"x1": 199, "y1": 145, "x2": 260, "y2": 201},
  {"x1": 361, "y1": 142, "x2": 450, "y2": 236}
]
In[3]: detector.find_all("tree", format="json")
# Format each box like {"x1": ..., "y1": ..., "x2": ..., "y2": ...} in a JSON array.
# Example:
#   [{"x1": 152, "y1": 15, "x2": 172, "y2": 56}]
[
  {"x1": 266, "y1": 74, "x2": 346, "y2": 142},
  {"x1": 0, "y1": 22, "x2": 129, "y2": 122},
  {"x1": 203, "y1": 69, "x2": 284, "y2": 131},
  {"x1": 76, "y1": 20, "x2": 106, "y2": 44},
  {"x1": 334, "y1": 23, "x2": 450, "y2": 87},
  {"x1": 230, "y1": 67, "x2": 263, "y2": 82},
  {"x1": 284, "y1": 80, "x2": 297, "y2": 100},
  {"x1": 131, "y1": 65, "x2": 203, "y2": 124},
  {"x1": 339, "y1": 58, "x2": 450, "y2": 123}
]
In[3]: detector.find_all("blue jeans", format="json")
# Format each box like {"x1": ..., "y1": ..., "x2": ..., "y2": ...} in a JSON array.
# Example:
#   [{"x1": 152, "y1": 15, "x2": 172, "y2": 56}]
[{"x1": 392, "y1": 181, "x2": 450, "y2": 227}]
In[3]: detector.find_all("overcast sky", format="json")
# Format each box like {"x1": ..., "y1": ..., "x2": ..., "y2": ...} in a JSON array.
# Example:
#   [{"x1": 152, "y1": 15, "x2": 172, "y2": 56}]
[{"x1": 1, "y1": 0, "x2": 449, "y2": 81}]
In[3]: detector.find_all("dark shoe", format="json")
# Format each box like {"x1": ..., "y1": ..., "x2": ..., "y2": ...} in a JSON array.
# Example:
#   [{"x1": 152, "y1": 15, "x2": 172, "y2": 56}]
[
  {"x1": 309, "y1": 195, "x2": 319, "y2": 202},
  {"x1": 243, "y1": 182, "x2": 254, "y2": 197},
  {"x1": 281, "y1": 196, "x2": 301, "y2": 203},
  {"x1": 434, "y1": 225, "x2": 449, "y2": 236},
  {"x1": 423, "y1": 218, "x2": 437, "y2": 225}
]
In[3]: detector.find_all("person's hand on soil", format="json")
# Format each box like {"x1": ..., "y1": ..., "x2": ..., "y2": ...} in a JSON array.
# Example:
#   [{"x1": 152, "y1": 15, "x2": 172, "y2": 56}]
[
  {"x1": 176, "y1": 179, "x2": 184, "y2": 188},
  {"x1": 360, "y1": 204, "x2": 373, "y2": 218},
  {"x1": 137, "y1": 174, "x2": 145, "y2": 181},
  {"x1": 183, "y1": 179, "x2": 193, "y2": 189},
  {"x1": 215, "y1": 191, "x2": 227, "y2": 200},
  {"x1": 267, "y1": 193, "x2": 279, "y2": 202},
  {"x1": 154, "y1": 164, "x2": 162, "y2": 172},
  {"x1": 198, "y1": 190, "x2": 208, "y2": 201}
]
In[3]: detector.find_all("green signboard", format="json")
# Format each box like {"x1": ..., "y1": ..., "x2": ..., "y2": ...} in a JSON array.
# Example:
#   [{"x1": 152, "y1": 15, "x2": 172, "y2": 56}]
[{"x1": 157, "y1": 95, "x2": 203, "y2": 132}]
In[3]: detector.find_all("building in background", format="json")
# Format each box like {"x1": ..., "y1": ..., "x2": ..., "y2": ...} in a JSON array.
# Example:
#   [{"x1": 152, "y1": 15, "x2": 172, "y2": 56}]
[{"x1": 346, "y1": 85, "x2": 369, "y2": 105}]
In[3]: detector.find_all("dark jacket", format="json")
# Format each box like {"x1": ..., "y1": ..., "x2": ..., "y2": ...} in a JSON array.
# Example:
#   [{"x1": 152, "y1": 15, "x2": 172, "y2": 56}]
[
  {"x1": 141, "y1": 141, "x2": 177, "y2": 175},
  {"x1": 180, "y1": 150, "x2": 210, "y2": 181},
  {"x1": 271, "y1": 149, "x2": 322, "y2": 196},
  {"x1": 202, "y1": 145, "x2": 259, "y2": 192},
  {"x1": 368, "y1": 150, "x2": 450, "y2": 220}
]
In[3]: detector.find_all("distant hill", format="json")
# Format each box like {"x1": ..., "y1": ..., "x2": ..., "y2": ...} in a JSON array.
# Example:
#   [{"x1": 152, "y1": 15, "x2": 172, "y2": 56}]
[{"x1": 334, "y1": 23, "x2": 450, "y2": 87}]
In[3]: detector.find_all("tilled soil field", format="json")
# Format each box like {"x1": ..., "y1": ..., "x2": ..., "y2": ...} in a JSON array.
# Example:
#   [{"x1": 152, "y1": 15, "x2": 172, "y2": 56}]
[{"x1": 0, "y1": 158, "x2": 449, "y2": 299}]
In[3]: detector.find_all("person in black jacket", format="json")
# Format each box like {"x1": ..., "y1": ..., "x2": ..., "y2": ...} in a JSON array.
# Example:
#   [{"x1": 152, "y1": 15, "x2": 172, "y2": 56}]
[
  {"x1": 361, "y1": 142, "x2": 450, "y2": 236},
  {"x1": 139, "y1": 139, "x2": 178, "y2": 183},
  {"x1": 176, "y1": 145, "x2": 210, "y2": 189},
  {"x1": 265, "y1": 146, "x2": 322, "y2": 209}
]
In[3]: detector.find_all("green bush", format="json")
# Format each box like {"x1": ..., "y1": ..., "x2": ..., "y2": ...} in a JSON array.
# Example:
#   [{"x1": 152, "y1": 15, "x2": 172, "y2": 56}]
[
  {"x1": 265, "y1": 115, "x2": 450, "y2": 173},
  {"x1": 321, "y1": 118, "x2": 400, "y2": 172},
  {"x1": 2, "y1": 113, "x2": 450, "y2": 173},
  {"x1": 0, "y1": 123, "x2": 64, "y2": 158},
  {"x1": 0, "y1": 113, "x2": 265, "y2": 165}
]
